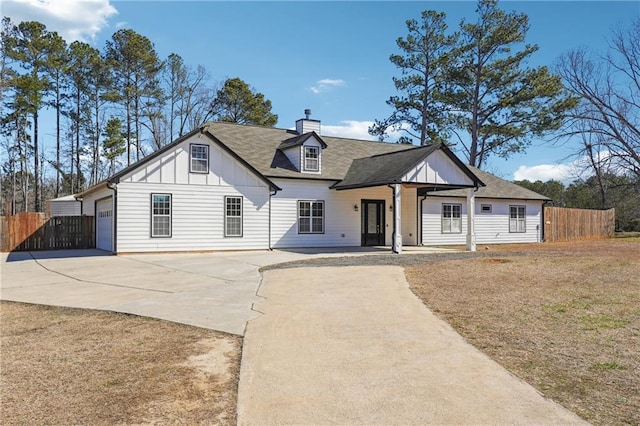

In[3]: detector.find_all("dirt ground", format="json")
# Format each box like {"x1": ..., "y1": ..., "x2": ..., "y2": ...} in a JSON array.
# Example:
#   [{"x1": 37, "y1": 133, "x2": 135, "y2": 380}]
[
  {"x1": 406, "y1": 239, "x2": 640, "y2": 426},
  {"x1": 0, "y1": 303, "x2": 241, "y2": 425}
]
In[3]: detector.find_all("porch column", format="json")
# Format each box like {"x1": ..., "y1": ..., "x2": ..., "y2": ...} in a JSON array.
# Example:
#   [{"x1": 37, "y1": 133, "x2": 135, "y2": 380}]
[
  {"x1": 392, "y1": 183, "x2": 402, "y2": 254},
  {"x1": 466, "y1": 188, "x2": 477, "y2": 252}
]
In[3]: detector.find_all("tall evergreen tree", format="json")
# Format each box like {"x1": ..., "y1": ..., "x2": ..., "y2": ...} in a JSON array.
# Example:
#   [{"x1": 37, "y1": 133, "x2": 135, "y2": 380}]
[
  {"x1": 369, "y1": 11, "x2": 456, "y2": 145},
  {"x1": 102, "y1": 117, "x2": 126, "y2": 176},
  {"x1": 4, "y1": 21, "x2": 60, "y2": 211},
  {"x1": 67, "y1": 41, "x2": 97, "y2": 193},
  {"x1": 446, "y1": 0, "x2": 575, "y2": 168},
  {"x1": 44, "y1": 32, "x2": 67, "y2": 197},
  {"x1": 105, "y1": 29, "x2": 162, "y2": 165},
  {"x1": 211, "y1": 77, "x2": 277, "y2": 126}
]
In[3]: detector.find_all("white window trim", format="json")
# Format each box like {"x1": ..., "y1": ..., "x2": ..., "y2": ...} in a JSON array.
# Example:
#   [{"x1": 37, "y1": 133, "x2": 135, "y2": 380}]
[
  {"x1": 441, "y1": 203, "x2": 462, "y2": 234},
  {"x1": 302, "y1": 146, "x2": 320, "y2": 173},
  {"x1": 509, "y1": 205, "x2": 526, "y2": 233},
  {"x1": 224, "y1": 196, "x2": 243, "y2": 237},
  {"x1": 151, "y1": 193, "x2": 172, "y2": 238},
  {"x1": 190, "y1": 143, "x2": 209, "y2": 174},
  {"x1": 298, "y1": 200, "x2": 324, "y2": 234}
]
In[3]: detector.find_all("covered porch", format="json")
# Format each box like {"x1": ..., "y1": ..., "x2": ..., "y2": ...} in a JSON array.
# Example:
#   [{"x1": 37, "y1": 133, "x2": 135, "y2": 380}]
[{"x1": 332, "y1": 143, "x2": 485, "y2": 254}]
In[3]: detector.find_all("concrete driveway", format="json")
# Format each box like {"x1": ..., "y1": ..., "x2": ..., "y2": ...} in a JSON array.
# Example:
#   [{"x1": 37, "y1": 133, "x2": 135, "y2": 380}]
[
  {"x1": 1, "y1": 249, "x2": 267, "y2": 335},
  {"x1": 1, "y1": 248, "x2": 589, "y2": 424},
  {"x1": 0, "y1": 247, "x2": 438, "y2": 335},
  {"x1": 238, "y1": 266, "x2": 588, "y2": 425}
]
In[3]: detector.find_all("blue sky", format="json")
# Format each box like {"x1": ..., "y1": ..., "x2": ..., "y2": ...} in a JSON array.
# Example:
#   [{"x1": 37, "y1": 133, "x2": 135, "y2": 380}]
[{"x1": 3, "y1": 0, "x2": 639, "y2": 182}]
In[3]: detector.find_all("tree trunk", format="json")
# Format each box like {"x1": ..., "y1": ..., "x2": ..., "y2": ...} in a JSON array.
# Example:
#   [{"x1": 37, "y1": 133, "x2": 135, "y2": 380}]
[
  {"x1": 55, "y1": 85, "x2": 60, "y2": 197},
  {"x1": 33, "y1": 110, "x2": 40, "y2": 212}
]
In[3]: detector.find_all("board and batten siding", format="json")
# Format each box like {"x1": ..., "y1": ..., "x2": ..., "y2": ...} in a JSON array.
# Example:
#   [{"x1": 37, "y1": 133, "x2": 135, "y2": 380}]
[
  {"x1": 422, "y1": 196, "x2": 543, "y2": 245},
  {"x1": 270, "y1": 179, "x2": 418, "y2": 248},
  {"x1": 112, "y1": 134, "x2": 271, "y2": 253},
  {"x1": 119, "y1": 135, "x2": 262, "y2": 187},
  {"x1": 402, "y1": 150, "x2": 476, "y2": 186}
]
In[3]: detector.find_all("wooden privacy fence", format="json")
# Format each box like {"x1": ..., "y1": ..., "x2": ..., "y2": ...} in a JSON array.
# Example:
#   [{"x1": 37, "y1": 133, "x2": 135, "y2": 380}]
[
  {"x1": 544, "y1": 206, "x2": 615, "y2": 243},
  {"x1": 0, "y1": 212, "x2": 95, "y2": 252}
]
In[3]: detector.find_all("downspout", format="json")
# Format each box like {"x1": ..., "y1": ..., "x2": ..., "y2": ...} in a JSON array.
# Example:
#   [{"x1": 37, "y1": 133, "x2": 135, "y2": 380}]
[
  {"x1": 268, "y1": 187, "x2": 279, "y2": 250},
  {"x1": 106, "y1": 181, "x2": 117, "y2": 255},
  {"x1": 418, "y1": 193, "x2": 427, "y2": 246},
  {"x1": 74, "y1": 195, "x2": 84, "y2": 215},
  {"x1": 74, "y1": 195, "x2": 85, "y2": 248}
]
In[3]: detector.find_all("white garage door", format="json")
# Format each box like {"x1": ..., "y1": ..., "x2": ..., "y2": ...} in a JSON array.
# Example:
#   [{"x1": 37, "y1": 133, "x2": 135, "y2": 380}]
[{"x1": 96, "y1": 197, "x2": 113, "y2": 252}]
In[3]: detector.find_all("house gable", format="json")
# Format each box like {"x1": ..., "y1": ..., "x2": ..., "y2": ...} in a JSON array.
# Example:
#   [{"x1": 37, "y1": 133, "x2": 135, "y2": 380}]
[
  {"x1": 333, "y1": 144, "x2": 483, "y2": 190},
  {"x1": 106, "y1": 129, "x2": 279, "y2": 191},
  {"x1": 402, "y1": 149, "x2": 476, "y2": 187}
]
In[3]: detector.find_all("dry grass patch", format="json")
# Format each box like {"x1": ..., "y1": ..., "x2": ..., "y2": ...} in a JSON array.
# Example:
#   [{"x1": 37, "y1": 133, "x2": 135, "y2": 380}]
[
  {"x1": 0, "y1": 302, "x2": 241, "y2": 425},
  {"x1": 406, "y1": 240, "x2": 640, "y2": 426}
]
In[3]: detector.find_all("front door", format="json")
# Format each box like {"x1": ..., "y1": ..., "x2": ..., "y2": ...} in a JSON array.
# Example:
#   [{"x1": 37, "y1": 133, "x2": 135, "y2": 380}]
[{"x1": 362, "y1": 200, "x2": 385, "y2": 246}]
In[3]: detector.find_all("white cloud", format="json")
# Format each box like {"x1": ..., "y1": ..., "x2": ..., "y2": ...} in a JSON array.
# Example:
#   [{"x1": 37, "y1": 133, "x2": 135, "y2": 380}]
[
  {"x1": 321, "y1": 120, "x2": 413, "y2": 142},
  {"x1": 3, "y1": 0, "x2": 118, "y2": 42},
  {"x1": 309, "y1": 78, "x2": 346, "y2": 94},
  {"x1": 513, "y1": 163, "x2": 577, "y2": 183},
  {"x1": 322, "y1": 120, "x2": 376, "y2": 140}
]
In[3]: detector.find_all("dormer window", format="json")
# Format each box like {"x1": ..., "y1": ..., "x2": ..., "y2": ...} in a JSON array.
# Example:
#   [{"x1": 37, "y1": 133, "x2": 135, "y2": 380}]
[{"x1": 303, "y1": 146, "x2": 319, "y2": 172}]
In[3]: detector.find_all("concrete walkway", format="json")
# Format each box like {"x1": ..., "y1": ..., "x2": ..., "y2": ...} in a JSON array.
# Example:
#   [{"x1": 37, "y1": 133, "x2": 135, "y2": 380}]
[{"x1": 238, "y1": 266, "x2": 588, "y2": 425}]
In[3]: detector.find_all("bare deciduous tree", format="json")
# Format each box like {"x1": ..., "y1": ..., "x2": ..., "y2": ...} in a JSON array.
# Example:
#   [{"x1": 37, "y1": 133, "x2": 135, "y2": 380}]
[{"x1": 557, "y1": 18, "x2": 640, "y2": 178}]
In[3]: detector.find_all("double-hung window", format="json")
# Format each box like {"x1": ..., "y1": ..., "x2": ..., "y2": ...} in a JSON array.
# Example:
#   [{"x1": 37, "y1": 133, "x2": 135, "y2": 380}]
[
  {"x1": 442, "y1": 203, "x2": 462, "y2": 234},
  {"x1": 190, "y1": 144, "x2": 209, "y2": 173},
  {"x1": 298, "y1": 200, "x2": 324, "y2": 234},
  {"x1": 151, "y1": 194, "x2": 171, "y2": 237},
  {"x1": 509, "y1": 205, "x2": 526, "y2": 233},
  {"x1": 225, "y1": 196, "x2": 243, "y2": 237},
  {"x1": 303, "y1": 146, "x2": 319, "y2": 172}
]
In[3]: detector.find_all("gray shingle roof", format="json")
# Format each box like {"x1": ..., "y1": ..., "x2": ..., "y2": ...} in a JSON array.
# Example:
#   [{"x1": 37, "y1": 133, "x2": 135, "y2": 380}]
[
  {"x1": 278, "y1": 132, "x2": 327, "y2": 150},
  {"x1": 427, "y1": 166, "x2": 551, "y2": 200},
  {"x1": 92, "y1": 121, "x2": 547, "y2": 202},
  {"x1": 203, "y1": 121, "x2": 413, "y2": 181},
  {"x1": 333, "y1": 143, "x2": 484, "y2": 190}
]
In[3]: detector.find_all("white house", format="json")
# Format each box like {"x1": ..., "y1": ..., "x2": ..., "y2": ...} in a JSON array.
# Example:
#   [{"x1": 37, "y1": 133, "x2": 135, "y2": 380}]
[{"x1": 77, "y1": 113, "x2": 549, "y2": 254}]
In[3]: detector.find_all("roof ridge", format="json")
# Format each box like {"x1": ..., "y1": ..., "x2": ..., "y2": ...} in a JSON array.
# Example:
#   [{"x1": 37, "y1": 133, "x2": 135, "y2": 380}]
[{"x1": 365, "y1": 142, "x2": 438, "y2": 159}]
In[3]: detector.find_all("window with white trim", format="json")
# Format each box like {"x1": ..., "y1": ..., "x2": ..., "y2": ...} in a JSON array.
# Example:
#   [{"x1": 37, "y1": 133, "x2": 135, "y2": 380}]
[
  {"x1": 303, "y1": 146, "x2": 319, "y2": 172},
  {"x1": 442, "y1": 203, "x2": 462, "y2": 234},
  {"x1": 298, "y1": 200, "x2": 324, "y2": 234},
  {"x1": 190, "y1": 144, "x2": 209, "y2": 173},
  {"x1": 151, "y1": 194, "x2": 171, "y2": 237},
  {"x1": 509, "y1": 205, "x2": 526, "y2": 233},
  {"x1": 225, "y1": 196, "x2": 243, "y2": 237}
]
